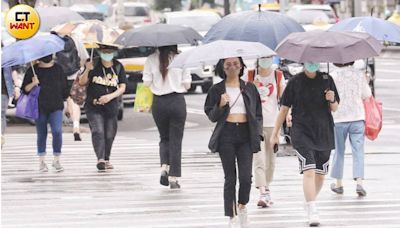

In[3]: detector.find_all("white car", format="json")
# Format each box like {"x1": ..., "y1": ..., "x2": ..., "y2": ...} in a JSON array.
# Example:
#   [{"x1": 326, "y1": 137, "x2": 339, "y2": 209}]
[
  {"x1": 287, "y1": 4, "x2": 338, "y2": 31},
  {"x1": 108, "y1": 2, "x2": 154, "y2": 28},
  {"x1": 160, "y1": 10, "x2": 221, "y2": 93}
]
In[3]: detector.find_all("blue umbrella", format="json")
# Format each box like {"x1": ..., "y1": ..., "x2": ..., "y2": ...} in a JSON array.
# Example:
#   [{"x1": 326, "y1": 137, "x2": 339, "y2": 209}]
[
  {"x1": 329, "y1": 16, "x2": 400, "y2": 44},
  {"x1": 1, "y1": 34, "x2": 65, "y2": 68},
  {"x1": 203, "y1": 10, "x2": 305, "y2": 49}
]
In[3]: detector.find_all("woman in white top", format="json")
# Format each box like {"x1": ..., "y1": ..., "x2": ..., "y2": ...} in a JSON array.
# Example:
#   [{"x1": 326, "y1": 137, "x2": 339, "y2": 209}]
[
  {"x1": 143, "y1": 45, "x2": 191, "y2": 190},
  {"x1": 329, "y1": 61, "x2": 372, "y2": 197},
  {"x1": 204, "y1": 57, "x2": 262, "y2": 228},
  {"x1": 252, "y1": 56, "x2": 285, "y2": 208}
]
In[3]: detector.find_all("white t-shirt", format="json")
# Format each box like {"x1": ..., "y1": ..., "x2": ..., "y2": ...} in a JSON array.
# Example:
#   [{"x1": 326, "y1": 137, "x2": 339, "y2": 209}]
[
  {"x1": 143, "y1": 51, "x2": 191, "y2": 96},
  {"x1": 331, "y1": 66, "x2": 372, "y2": 123},
  {"x1": 255, "y1": 71, "x2": 285, "y2": 127},
  {"x1": 226, "y1": 87, "x2": 246, "y2": 114}
]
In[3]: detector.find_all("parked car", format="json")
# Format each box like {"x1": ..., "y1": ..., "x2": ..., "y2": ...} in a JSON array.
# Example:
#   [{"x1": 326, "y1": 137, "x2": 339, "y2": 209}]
[
  {"x1": 108, "y1": 2, "x2": 153, "y2": 28},
  {"x1": 70, "y1": 4, "x2": 106, "y2": 21},
  {"x1": 289, "y1": 4, "x2": 339, "y2": 23},
  {"x1": 159, "y1": 10, "x2": 221, "y2": 93},
  {"x1": 287, "y1": 9, "x2": 333, "y2": 31}
]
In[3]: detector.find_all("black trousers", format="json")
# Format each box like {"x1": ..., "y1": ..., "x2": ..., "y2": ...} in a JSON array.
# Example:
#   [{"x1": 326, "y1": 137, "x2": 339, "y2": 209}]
[
  {"x1": 218, "y1": 122, "x2": 253, "y2": 217},
  {"x1": 152, "y1": 93, "x2": 186, "y2": 177}
]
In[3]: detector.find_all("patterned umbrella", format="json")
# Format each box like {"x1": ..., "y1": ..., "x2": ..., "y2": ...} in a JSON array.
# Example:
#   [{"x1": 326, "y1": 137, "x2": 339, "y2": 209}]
[{"x1": 52, "y1": 20, "x2": 123, "y2": 47}]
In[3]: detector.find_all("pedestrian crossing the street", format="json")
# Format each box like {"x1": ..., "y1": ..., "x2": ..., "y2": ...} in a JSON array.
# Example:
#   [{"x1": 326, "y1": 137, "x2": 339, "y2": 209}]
[{"x1": 2, "y1": 133, "x2": 400, "y2": 227}]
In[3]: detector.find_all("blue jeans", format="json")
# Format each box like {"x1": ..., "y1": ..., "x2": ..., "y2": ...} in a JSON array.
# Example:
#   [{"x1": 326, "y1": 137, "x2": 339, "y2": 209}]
[
  {"x1": 331, "y1": 120, "x2": 365, "y2": 180},
  {"x1": 35, "y1": 110, "x2": 63, "y2": 156},
  {"x1": 1, "y1": 94, "x2": 8, "y2": 135}
]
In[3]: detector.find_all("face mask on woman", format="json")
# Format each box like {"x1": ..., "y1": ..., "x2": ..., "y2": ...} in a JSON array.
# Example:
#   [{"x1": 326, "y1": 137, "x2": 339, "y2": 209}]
[
  {"x1": 258, "y1": 57, "x2": 273, "y2": 69},
  {"x1": 99, "y1": 51, "x2": 115, "y2": 62},
  {"x1": 39, "y1": 55, "x2": 53, "y2": 64},
  {"x1": 304, "y1": 62, "x2": 320, "y2": 73},
  {"x1": 224, "y1": 66, "x2": 241, "y2": 77}
]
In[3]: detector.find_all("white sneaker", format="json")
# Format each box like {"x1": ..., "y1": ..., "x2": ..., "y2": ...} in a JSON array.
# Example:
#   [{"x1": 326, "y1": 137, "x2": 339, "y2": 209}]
[
  {"x1": 39, "y1": 161, "x2": 48, "y2": 172},
  {"x1": 228, "y1": 216, "x2": 240, "y2": 228},
  {"x1": 238, "y1": 207, "x2": 250, "y2": 228},
  {"x1": 305, "y1": 201, "x2": 320, "y2": 227}
]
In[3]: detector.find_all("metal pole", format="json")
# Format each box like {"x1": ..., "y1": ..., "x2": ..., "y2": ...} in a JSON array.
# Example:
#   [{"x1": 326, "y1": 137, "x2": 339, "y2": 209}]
[{"x1": 224, "y1": 0, "x2": 230, "y2": 16}]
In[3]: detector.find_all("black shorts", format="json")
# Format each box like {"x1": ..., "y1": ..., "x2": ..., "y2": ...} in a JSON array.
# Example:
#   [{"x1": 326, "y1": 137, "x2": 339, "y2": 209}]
[
  {"x1": 295, "y1": 146, "x2": 331, "y2": 175},
  {"x1": 66, "y1": 79, "x2": 74, "y2": 95}
]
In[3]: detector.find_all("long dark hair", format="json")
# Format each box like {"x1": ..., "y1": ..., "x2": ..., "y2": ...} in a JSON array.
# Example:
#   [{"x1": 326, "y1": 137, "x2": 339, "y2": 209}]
[
  {"x1": 214, "y1": 57, "x2": 246, "y2": 79},
  {"x1": 158, "y1": 45, "x2": 178, "y2": 79}
]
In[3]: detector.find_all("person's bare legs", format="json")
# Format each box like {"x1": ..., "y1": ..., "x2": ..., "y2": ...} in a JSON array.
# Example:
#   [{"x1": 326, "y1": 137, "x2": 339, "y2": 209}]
[
  {"x1": 315, "y1": 174, "x2": 325, "y2": 197},
  {"x1": 71, "y1": 100, "x2": 81, "y2": 134},
  {"x1": 303, "y1": 170, "x2": 316, "y2": 202},
  {"x1": 303, "y1": 169, "x2": 320, "y2": 226}
]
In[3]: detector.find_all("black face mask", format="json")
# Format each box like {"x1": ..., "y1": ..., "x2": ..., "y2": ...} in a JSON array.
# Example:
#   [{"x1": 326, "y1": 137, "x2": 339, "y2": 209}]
[{"x1": 39, "y1": 55, "x2": 53, "y2": 63}]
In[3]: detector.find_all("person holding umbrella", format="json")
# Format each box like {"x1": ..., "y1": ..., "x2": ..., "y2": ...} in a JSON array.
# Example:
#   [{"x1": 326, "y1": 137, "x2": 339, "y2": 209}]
[
  {"x1": 143, "y1": 45, "x2": 191, "y2": 189},
  {"x1": 329, "y1": 62, "x2": 372, "y2": 197},
  {"x1": 272, "y1": 30, "x2": 382, "y2": 227},
  {"x1": 204, "y1": 57, "x2": 263, "y2": 228},
  {"x1": 22, "y1": 55, "x2": 69, "y2": 172},
  {"x1": 270, "y1": 62, "x2": 340, "y2": 227},
  {"x1": 252, "y1": 56, "x2": 285, "y2": 208},
  {"x1": 78, "y1": 44, "x2": 126, "y2": 171}
]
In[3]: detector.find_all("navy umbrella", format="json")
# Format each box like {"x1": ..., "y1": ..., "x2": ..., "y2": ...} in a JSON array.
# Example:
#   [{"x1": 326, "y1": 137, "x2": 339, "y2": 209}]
[
  {"x1": 203, "y1": 9, "x2": 305, "y2": 49},
  {"x1": 114, "y1": 24, "x2": 203, "y2": 47},
  {"x1": 329, "y1": 16, "x2": 400, "y2": 44}
]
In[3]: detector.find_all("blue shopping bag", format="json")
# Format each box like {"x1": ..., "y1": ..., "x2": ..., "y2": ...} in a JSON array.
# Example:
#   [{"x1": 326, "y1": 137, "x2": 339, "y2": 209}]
[{"x1": 15, "y1": 86, "x2": 40, "y2": 120}]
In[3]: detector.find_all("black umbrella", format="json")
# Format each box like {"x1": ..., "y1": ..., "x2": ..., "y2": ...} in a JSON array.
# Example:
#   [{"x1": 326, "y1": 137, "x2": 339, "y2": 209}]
[{"x1": 114, "y1": 24, "x2": 203, "y2": 47}]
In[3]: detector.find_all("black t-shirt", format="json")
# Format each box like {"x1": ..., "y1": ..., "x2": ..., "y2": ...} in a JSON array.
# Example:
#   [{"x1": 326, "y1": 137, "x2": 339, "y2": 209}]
[
  {"x1": 281, "y1": 72, "x2": 340, "y2": 151},
  {"x1": 22, "y1": 64, "x2": 68, "y2": 114},
  {"x1": 85, "y1": 59, "x2": 126, "y2": 115}
]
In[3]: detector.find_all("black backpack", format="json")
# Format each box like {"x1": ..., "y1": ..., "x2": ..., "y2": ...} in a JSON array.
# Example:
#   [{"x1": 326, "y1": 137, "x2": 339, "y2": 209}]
[{"x1": 53, "y1": 33, "x2": 81, "y2": 76}]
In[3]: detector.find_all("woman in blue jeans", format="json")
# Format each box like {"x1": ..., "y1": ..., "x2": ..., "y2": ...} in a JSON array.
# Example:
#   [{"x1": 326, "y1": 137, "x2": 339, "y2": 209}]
[
  {"x1": 330, "y1": 62, "x2": 372, "y2": 196},
  {"x1": 22, "y1": 55, "x2": 68, "y2": 172}
]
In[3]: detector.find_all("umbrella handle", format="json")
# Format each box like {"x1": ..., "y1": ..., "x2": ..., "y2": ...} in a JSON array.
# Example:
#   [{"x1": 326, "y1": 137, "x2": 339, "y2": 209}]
[
  {"x1": 30, "y1": 62, "x2": 37, "y2": 77},
  {"x1": 90, "y1": 48, "x2": 94, "y2": 62}
]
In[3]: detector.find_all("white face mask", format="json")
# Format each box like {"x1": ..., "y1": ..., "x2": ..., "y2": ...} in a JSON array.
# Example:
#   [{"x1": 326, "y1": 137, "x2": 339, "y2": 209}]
[{"x1": 259, "y1": 58, "x2": 273, "y2": 69}]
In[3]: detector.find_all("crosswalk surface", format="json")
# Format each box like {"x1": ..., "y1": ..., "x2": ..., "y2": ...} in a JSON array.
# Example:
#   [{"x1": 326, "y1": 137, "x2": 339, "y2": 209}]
[{"x1": 2, "y1": 133, "x2": 400, "y2": 228}]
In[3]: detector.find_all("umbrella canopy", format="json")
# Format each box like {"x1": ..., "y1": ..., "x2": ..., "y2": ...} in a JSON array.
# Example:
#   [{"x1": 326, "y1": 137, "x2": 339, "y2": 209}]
[
  {"x1": 275, "y1": 30, "x2": 383, "y2": 64},
  {"x1": 203, "y1": 10, "x2": 305, "y2": 49},
  {"x1": 114, "y1": 24, "x2": 203, "y2": 47},
  {"x1": 329, "y1": 16, "x2": 400, "y2": 44},
  {"x1": 52, "y1": 20, "x2": 123, "y2": 47},
  {"x1": 36, "y1": 7, "x2": 84, "y2": 32},
  {"x1": 169, "y1": 40, "x2": 276, "y2": 68},
  {"x1": 1, "y1": 34, "x2": 65, "y2": 68}
]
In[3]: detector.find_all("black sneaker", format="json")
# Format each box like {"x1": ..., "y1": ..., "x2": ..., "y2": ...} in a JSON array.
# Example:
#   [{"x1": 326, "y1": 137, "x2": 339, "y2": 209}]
[
  {"x1": 97, "y1": 162, "x2": 106, "y2": 172},
  {"x1": 170, "y1": 181, "x2": 180, "y2": 189},
  {"x1": 330, "y1": 183, "x2": 344, "y2": 194},
  {"x1": 160, "y1": 170, "x2": 169, "y2": 186},
  {"x1": 74, "y1": 133, "x2": 82, "y2": 141}
]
